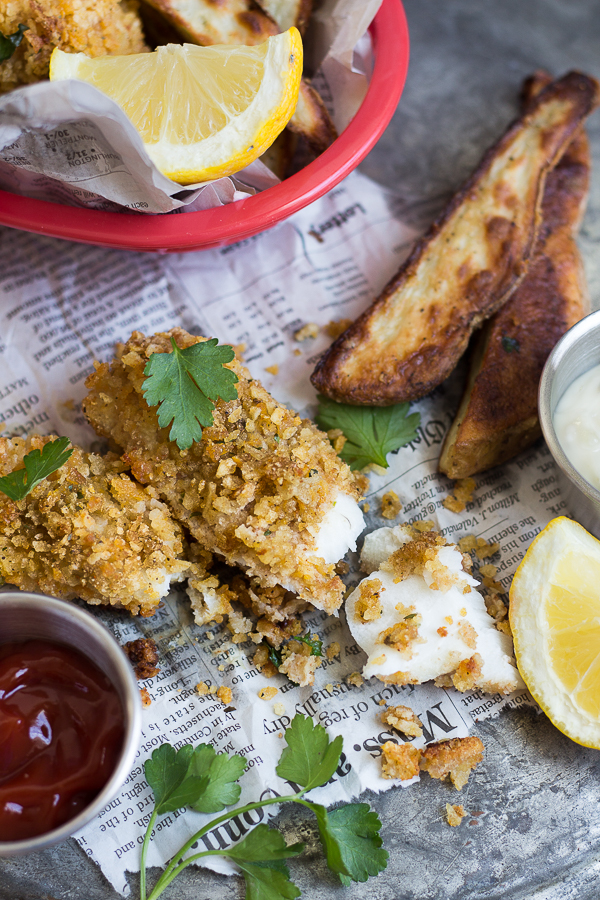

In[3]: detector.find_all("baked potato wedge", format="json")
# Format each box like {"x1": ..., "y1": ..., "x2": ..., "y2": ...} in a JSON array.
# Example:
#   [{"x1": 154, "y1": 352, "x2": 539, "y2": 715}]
[
  {"x1": 258, "y1": 0, "x2": 313, "y2": 34},
  {"x1": 439, "y1": 72, "x2": 591, "y2": 478},
  {"x1": 140, "y1": 0, "x2": 278, "y2": 47},
  {"x1": 311, "y1": 71, "x2": 600, "y2": 405}
]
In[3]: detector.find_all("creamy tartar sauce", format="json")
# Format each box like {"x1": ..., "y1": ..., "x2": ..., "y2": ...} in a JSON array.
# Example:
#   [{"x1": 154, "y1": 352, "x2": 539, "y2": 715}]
[{"x1": 554, "y1": 363, "x2": 600, "y2": 490}]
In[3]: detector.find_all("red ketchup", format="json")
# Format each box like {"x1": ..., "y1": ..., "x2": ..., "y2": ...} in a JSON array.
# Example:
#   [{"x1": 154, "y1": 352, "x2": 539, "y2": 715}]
[{"x1": 0, "y1": 640, "x2": 124, "y2": 841}]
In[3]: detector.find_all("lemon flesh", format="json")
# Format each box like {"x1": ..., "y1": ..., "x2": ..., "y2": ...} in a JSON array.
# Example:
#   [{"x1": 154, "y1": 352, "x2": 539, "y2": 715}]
[
  {"x1": 510, "y1": 516, "x2": 600, "y2": 748},
  {"x1": 49, "y1": 31, "x2": 302, "y2": 184}
]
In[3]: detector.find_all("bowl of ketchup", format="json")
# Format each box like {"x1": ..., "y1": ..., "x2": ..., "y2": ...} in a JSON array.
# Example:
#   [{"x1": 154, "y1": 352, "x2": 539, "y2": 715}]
[{"x1": 0, "y1": 591, "x2": 142, "y2": 855}]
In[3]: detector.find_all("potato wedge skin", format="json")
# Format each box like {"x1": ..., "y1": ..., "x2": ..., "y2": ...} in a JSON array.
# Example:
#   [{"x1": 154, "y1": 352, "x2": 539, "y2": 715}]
[
  {"x1": 140, "y1": 0, "x2": 279, "y2": 47},
  {"x1": 311, "y1": 71, "x2": 600, "y2": 406},
  {"x1": 439, "y1": 75, "x2": 591, "y2": 479}
]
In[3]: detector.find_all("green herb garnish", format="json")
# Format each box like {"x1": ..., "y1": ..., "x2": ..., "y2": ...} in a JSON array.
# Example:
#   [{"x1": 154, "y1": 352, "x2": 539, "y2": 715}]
[
  {"x1": 0, "y1": 437, "x2": 73, "y2": 501},
  {"x1": 315, "y1": 395, "x2": 420, "y2": 470},
  {"x1": 501, "y1": 335, "x2": 520, "y2": 354},
  {"x1": 142, "y1": 337, "x2": 238, "y2": 450},
  {"x1": 265, "y1": 632, "x2": 322, "y2": 672},
  {"x1": 0, "y1": 25, "x2": 28, "y2": 63},
  {"x1": 140, "y1": 714, "x2": 387, "y2": 900}
]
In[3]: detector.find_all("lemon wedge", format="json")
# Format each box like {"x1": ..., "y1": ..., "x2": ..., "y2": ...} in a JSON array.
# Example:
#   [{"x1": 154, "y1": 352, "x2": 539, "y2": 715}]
[
  {"x1": 49, "y1": 31, "x2": 302, "y2": 184},
  {"x1": 510, "y1": 515, "x2": 600, "y2": 748}
]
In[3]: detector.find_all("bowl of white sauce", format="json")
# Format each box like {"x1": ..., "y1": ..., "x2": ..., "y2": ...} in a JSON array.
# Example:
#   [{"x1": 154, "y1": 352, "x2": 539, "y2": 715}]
[{"x1": 539, "y1": 309, "x2": 600, "y2": 538}]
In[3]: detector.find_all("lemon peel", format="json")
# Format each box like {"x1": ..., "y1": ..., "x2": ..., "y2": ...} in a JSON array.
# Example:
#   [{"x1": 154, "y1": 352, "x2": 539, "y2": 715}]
[
  {"x1": 510, "y1": 515, "x2": 600, "y2": 749},
  {"x1": 49, "y1": 30, "x2": 302, "y2": 184}
]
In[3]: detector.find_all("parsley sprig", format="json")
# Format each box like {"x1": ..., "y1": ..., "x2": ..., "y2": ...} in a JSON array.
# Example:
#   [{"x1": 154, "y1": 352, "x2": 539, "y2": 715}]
[
  {"x1": 140, "y1": 714, "x2": 387, "y2": 900},
  {"x1": 315, "y1": 395, "x2": 420, "y2": 470},
  {"x1": 0, "y1": 437, "x2": 73, "y2": 501},
  {"x1": 0, "y1": 25, "x2": 28, "y2": 63},
  {"x1": 142, "y1": 337, "x2": 238, "y2": 451}
]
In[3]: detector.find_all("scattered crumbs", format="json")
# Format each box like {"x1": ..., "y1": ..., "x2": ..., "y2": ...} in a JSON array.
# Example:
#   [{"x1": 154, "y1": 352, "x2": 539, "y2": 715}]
[
  {"x1": 381, "y1": 742, "x2": 420, "y2": 780},
  {"x1": 206, "y1": 632, "x2": 214, "y2": 640},
  {"x1": 379, "y1": 699, "x2": 387, "y2": 706},
  {"x1": 475, "y1": 538, "x2": 500, "y2": 560},
  {"x1": 460, "y1": 607, "x2": 467, "y2": 617},
  {"x1": 325, "y1": 683, "x2": 333, "y2": 693},
  {"x1": 381, "y1": 704, "x2": 423, "y2": 738},
  {"x1": 123, "y1": 638, "x2": 160, "y2": 680},
  {"x1": 258, "y1": 686, "x2": 279, "y2": 700},
  {"x1": 446, "y1": 803, "x2": 467, "y2": 827},
  {"x1": 140, "y1": 687, "x2": 152, "y2": 708},
  {"x1": 361, "y1": 501, "x2": 371, "y2": 513},
  {"x1": 278, "y1": 732, "x2": 283, "y2": 738},
  {"x1": 335, "y1": 561, "x2": 350, "y2": 575},
  {"x1": 479, "y1": 563, "x2": 497, "y2": 578},
  {"x1": 458, "y1": 535, "x2": 477, "y2": 552},
  {"x1": 443, "y1": 477, "x2": 476, "y2": 513},
  {"x1": 325, "y1": 318, "x2": 353, "y2": 340},
  {"x1": 380, "y1": 490, "x2": 402, "y2": 519},
  {"x1": 355, "y1": 577, "x2": 384, "y2": 622},
  {"x1": 326, "y1": 641, "x2": 341, "y2": 660},
  {"x1": 265, "y1": 364, "x2": 279, "y2": 376},
  {"x1": 218, "y1": 664, "x2": 225, "y2": 671},
  {"x1": 196, "y1": 681, "x2": 210, "y2": 696},
  {"x1": 412, "y1": 519, "x2": 434, "y2": 533},
  {"x1": 294, "y1": 322, "x2": 319, "y2": 341},
  {"x1": 216, "y1": 685, "x2": 233, "y2": 704},
  {"x1": 420, "y1": 736, "x2": 484, "y2": 790},
  {"x1": 273, "y1": 702, "x2": 286, "y2": 716},
  {"x1": 293, "y1": 348, "x2": 302, "y2": 356},
  {"x1": 496, "y1": 619, "x2": 512, "y2": 636},
  {"x1": 327, "y1": 428, "x2": 347, "y2": 454},
  {"x1": 347, "y1": 671, "x2": 364, "y2": 687}
]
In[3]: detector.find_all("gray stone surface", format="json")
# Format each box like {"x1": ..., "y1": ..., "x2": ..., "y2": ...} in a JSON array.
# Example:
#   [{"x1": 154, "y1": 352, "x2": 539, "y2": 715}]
[{"x1": 2, "y1": 0, "x2": 600, "y2": 897}]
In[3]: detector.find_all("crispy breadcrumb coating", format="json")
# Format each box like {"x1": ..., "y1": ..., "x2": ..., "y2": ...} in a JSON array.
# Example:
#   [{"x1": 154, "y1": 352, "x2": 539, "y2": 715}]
[
  {"x1": 380, "y1": 742, "x2": 421, "y2": 780},
  {"x1": 123, "y1": 637, "x2": 160, "y2": 678},
  {"x1": 419, "y1": 736, "x2": 484, "y2": 790},
  {"x1": 83, "y1": 328, "x2": 364, "y2": 614},
  {"x1": 381, "y1": 705, "x2": 423, "y2": 738},
  {"x1": 0, "y1": 434, "x2": 189, "y2": 615},
  {"x1": 0, "y1": 0, "x2": 147, "y2": 93}
]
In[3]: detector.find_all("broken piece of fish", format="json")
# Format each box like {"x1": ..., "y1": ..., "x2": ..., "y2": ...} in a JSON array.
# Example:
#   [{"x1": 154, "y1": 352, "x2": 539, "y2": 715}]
[
  {"x1": 311, "y1": 71, "x2": 600, "y2": 405},
  {"x1": 440, "y1": 71, "x2": 591, "y2": 478},
  {"x1": 83, "y1": 328, "x2": 365, "y2": 615},
  {"x1": 0, "y1": 435, "x2": 189, "y2": 616},
  {"x1": 346, "y1": 523, "x2": 524, "y2": 694}
]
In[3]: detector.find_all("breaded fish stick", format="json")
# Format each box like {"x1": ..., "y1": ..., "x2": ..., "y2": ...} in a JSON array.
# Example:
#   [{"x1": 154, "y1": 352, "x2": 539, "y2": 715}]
[
  {"x1": 0, "y1": 435, "x2": 189, "y2": 615},
  {"x1": 83, "y1": 328, "x2": 365, "y2": 615}
]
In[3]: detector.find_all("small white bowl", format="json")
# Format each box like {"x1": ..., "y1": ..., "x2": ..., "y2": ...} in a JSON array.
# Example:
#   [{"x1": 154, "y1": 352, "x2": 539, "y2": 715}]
[
  {"x1": 539, "y1": 309, "x2": 600, "y2": 538},
  {"x1": 0, "y1": 592, "x2": 142, "y2": 857}
]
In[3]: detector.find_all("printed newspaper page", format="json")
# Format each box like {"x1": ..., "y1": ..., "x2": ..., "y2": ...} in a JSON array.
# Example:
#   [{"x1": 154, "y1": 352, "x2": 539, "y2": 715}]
[{"x1": 0, "y1": 170, "x2": 550, "y2": 894}]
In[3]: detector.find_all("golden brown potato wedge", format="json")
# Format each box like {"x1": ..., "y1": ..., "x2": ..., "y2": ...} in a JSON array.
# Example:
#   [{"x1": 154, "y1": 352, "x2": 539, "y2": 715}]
[
  {"x1": 288, "y1": 78, "x2": 337, "y2": 154},
  {"x1": 439, "y1": 73, "x2": 591, "y2": 478},
  {"x1": 311, "y1": 71, "x2": 600, "y2": 405},
  {"x1": 140, "y1": 0, "x2": 278, "y2": 46},
  {"x1": 258, "y1": 0, "x2": 313, "y2": 34}
]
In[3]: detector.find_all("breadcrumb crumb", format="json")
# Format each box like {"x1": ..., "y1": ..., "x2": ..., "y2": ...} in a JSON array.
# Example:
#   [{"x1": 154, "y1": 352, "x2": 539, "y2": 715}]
[
  {"x1": 381, "y1": 705, "x2": 423, "y2": 738},
  {"x1": 258, "y1": 686, "x2": 278, "y2": 700},
  {"x1": 381, "y1": 742, "x2": 420, "y2": 780},
  {"x1": 446, "y1": 803, "x2": 467, "y2": 827},
  {"x1": 326, "y1": 641, "x2": 341, "y2": 659},
  {"x1": 216, "y1": 685, "x2": 233, "y2": 704},
  {"x1": 140, "y1": 687, "x2": 152, "y2": 708},
  {"x1": 346, "y1": 671, "x2": 364, "y2": 687},
  {"x1": 419, "y1": 737, "x2": 484, "y2": 790},
  {"x1": 381, "y1": 490, "x2": 402, "y2": 519},
  {"x1": 273, "y1": 702, "x2": 285, "y2": 715},
  {"x1": 294, "y1": 323, "x2": 319, "y2": 341},
  {"x1": 324, "y1": 319, "x2": 353, "y2": 340},
  {"x1": 123, "y1": 638, "x2": 160, "y2": 679},
  {"x1": 264, "y1": 365, "x2": 279, "y2": 376}
]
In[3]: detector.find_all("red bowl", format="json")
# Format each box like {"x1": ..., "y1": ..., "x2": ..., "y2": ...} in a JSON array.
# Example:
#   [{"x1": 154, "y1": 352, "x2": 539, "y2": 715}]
[{"x1": 0, "y1": 0, "x2": 409, "y2": 253}]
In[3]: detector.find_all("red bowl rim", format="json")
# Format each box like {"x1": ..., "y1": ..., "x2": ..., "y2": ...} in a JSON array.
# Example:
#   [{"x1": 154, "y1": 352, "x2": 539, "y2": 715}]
[{"x1": 0, "y1": 0, "x2": 409, "y2": 252}]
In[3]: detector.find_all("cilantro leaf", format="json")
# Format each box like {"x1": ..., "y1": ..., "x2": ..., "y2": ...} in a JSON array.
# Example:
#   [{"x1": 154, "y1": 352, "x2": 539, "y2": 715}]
[
  {"x1": 0, "y1": 437, "x2": 73, "y2": 501},
  {"x1": 142, "y1": 337, "x2": 238, "y2": 450},
  {"x1": 190, "y1": 751, "x2": 247, "y2": 814},
  {"x1": 236, "y1": 860, "x2": 301, "y2": 900},
  {"x1": 0, "y1": 25, "x2": 28, "y2": 63},
  {"x1": 315, "y1": 396, "x2": 420, "y2": 470},
  {"x1": 144, "y1": 744, "x2": 208, "y2": 815},
  {"x1": 306, "y1": 802, "x2": 388, "y2": 883},
  {"x1": 276, "y1": 714, "x2": 343, "y2": 791},
  {"x1": 227, "y1": 824, "x2": 304, "y2": 864}
]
